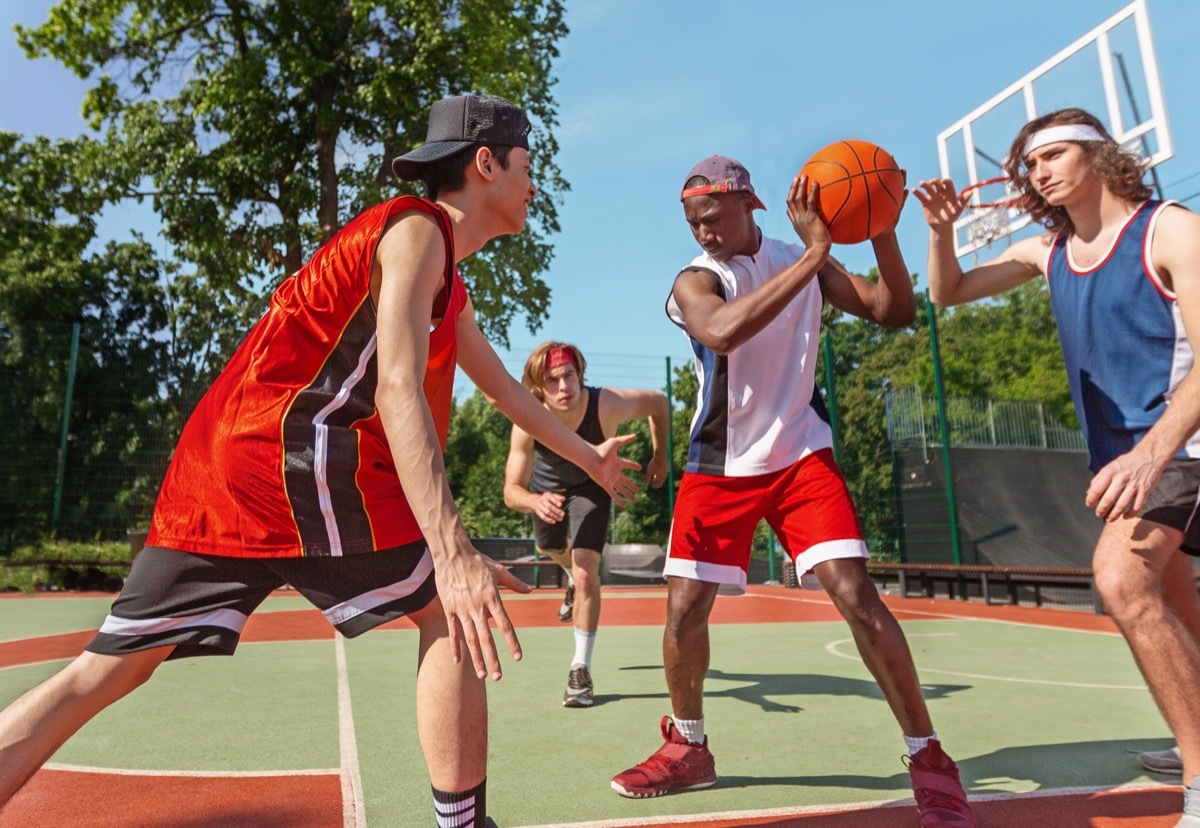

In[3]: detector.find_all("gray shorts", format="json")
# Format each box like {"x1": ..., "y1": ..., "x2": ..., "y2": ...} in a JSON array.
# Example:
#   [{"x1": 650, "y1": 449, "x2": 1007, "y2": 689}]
[
  {"x1": 531, "y1": 483, "x2": 611, "y2": 553},
  {"x1": 1140, "y1": 458, "x2": 1200, "y2": 555},
  {"x1": 86, "y1": 542, "x2": 437, "y2": 660}
]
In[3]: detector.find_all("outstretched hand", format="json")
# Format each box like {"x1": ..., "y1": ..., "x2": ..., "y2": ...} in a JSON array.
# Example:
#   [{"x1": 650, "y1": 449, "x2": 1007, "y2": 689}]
[
  {"x1": 592, "y1": 433, "x2": 641, "y2": 507},
  {"x1": 1085, "y1": 447, "x2": 1164, "y2": 522},
  {"x1": 435, "y1": 540, "x2": 533, "y2": 681},
  {"x1": 913, "y1": 178, "x2": 969, "y2": 229},
  {"x1": 786, "y1": 173, "x2": 832, "y2": 252}
]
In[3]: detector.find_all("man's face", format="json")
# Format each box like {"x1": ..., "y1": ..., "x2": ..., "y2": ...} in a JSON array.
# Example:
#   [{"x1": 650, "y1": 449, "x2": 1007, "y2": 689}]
[
  {"x1": 1023, "y1": 140, "x2": 1097, "y2": 207},
  {"x1": 492, "y1": 147, "x2": 537, "y2": 234},
  {"x1": 682, "y1": 192, "x2": 758, "y2": 261},
  {"x1": 541, "y1": 363, "x2": 582, "y2": 413}
]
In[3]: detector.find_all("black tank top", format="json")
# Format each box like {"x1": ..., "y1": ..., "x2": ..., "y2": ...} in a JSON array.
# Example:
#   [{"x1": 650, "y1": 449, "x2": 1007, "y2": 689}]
[{"x1": 530, "y1": 386, "x2": 605, "y2": 493}]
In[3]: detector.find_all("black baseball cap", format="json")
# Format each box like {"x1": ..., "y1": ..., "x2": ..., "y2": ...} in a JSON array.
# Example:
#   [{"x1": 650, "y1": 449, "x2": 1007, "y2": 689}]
[{"x1": 391, "y1": 94, "x2": 531, "y2": 180}]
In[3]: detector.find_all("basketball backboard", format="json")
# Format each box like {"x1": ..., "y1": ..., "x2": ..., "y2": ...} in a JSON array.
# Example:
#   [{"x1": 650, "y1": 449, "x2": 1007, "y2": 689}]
[{"x1": 936, "y1": 0, "x2": 1172, "y2": 259}]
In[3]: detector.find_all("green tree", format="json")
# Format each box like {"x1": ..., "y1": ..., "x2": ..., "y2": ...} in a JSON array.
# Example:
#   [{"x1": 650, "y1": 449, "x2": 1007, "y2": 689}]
[
  {"x1": 444, "y1": 390, "x2": 529, "y2": 539},
  {"x1": 0, "y1": 132, "x2": 177, "y2": 546},
  {"x1": 17, "y1": 0, "x2": 569, "y2": 346}
]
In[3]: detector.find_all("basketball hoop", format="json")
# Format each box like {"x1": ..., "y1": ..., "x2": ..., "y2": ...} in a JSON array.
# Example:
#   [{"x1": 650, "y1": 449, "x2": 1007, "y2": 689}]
[{"x1": 959, "y1": 176, "x2": 1026, "y2": 262}]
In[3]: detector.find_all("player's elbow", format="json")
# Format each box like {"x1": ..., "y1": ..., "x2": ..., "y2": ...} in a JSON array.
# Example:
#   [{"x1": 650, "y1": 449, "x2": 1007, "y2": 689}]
[{"x1": 880, "y1": 305, "x2": 916, "y2": 329}]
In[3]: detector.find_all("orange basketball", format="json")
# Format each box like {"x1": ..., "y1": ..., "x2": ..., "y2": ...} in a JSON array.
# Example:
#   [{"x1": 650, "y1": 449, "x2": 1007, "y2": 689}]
[{"x1": 799, "y1": 140, "x2": 904, "y2": 244}]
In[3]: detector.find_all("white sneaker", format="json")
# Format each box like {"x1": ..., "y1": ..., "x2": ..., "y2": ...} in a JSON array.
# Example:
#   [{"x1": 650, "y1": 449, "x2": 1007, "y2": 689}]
[{"x1": 1140, "y1": 746, "x2": 1183, "y2": 775}]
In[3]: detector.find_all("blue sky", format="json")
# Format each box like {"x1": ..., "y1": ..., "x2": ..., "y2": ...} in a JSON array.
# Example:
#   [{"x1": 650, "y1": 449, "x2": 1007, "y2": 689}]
[{"x1": 6, "y1": 0, "x2": 1200, "y2": 377}]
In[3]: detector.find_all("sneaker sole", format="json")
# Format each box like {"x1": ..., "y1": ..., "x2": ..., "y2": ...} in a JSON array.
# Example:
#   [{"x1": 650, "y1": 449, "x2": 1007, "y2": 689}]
[
  {"x1": 610, "y1": 777, "x2": 717, "y2": 798},
  {"x1": 562, "y1": 696, "x2": 594, "y2": 708}
]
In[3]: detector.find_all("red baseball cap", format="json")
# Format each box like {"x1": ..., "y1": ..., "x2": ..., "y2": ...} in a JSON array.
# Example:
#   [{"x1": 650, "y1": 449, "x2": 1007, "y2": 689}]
[{"x1": 680, "y1": 155, "x2": 767, "y2": 210}]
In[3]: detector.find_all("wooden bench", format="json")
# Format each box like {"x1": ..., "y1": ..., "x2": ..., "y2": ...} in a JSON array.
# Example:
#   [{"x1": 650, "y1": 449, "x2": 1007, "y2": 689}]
[{"x1": 864, "y1": 562, "x2": 1102, "y2": 613}]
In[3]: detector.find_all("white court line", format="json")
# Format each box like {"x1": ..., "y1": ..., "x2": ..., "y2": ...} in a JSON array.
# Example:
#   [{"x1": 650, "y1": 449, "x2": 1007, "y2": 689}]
[
  {"x1": 825, "y1": 633, "x2": 1147, "y2": 690},
  {"x1": 754, "y1": 591, "x2": 1125, "y2": 637},
  {"x1": 43, "y1": 763, "x2": 340, "y2": 777},
  {"x1": 507, "y1": 781, "x2": 1175, "y2": 828},
  {"x1": 336, "y1": 634, "x2": 367, "y2": 828}
]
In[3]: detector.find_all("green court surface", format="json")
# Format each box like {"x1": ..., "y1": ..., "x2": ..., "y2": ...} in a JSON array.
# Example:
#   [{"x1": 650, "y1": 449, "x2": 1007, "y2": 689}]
[{"x1": 0, "y1": 591, "x2": 1177, "y2": 826}]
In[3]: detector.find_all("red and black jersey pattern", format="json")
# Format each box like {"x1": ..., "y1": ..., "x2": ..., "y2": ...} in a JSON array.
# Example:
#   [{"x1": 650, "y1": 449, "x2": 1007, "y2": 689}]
[{"x1": 148, "y1": 196, "x2": 465, "y2": 558}]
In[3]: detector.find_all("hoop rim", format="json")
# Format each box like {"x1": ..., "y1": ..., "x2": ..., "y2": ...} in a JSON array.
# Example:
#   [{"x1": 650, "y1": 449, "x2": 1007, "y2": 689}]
[{"x1": 961, "y1": 176, "x2": 1025, "y2": 209}]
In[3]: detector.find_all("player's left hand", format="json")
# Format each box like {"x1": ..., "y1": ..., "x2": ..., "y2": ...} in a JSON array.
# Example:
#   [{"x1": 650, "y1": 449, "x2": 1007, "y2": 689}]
[
  {"x1": 1085, "y1": 447, "x2": 1163, "y2": 521},
  {"x1": 592, "y1": 434, "x2": 641, "y2": 507},
  {"x1": 878, "y1": 170, "x2": 909, "y2": 235},
  {"x1": 436, "y1": 538, "x2": 533, "y2": 681}
]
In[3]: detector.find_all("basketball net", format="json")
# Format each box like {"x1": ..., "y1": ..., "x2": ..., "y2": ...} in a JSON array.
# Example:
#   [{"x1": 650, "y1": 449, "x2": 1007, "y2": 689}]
[{"x1": 960, "y1": 176, "x2": 1023, "y2": 264}]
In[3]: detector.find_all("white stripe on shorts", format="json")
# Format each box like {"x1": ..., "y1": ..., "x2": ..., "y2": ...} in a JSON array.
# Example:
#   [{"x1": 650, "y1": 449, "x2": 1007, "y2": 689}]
[
  {"x1": 322, "y1": 548, "x2": 435, "y2": 626},
  {"x1": 793, "y1": 539, "x2": 870, "y2": 580},
  {"x1": 98, "y1": 608, "x2": 249, "y2": 636},
  {"x1": 662, "y1": 556, "x2": 748, "y2": 596}
]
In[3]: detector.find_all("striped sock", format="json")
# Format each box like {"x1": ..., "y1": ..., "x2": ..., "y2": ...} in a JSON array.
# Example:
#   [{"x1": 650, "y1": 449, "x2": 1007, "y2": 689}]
[{"x1": 433, "y1": 779, "x2": 486, "y2": 828}]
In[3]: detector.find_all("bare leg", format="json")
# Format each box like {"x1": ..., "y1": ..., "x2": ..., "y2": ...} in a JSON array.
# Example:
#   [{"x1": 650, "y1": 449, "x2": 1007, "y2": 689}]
[
  {"x1": 1093, "y1": 518, "x2": 1200, "y2": 784},
  {"x1": 539, "y1": 547, "x2": 573, "y2": 582},
  {"x1": 1164, "y1": 550, "x2": 1200, "y2": 645},
  {"x1": 572, "y1": 549, "x2": 602, "y2": 634},
  {"x1": 0, "y1": 647, "x2": 169, "y2": 807},
  {"x1": 814, "y1": 558, "x2": 934, "y2": 736},
  {"x1": 410, "y1": 596, "x2": 487, "y2": 791},
  {"x1": 663, "y1": 577, "x2": 720, "y2": 721}
]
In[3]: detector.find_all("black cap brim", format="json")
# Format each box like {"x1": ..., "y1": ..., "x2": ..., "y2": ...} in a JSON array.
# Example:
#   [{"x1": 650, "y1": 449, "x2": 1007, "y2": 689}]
[{"x1": 391, "y1": 140, "x2": 476, "y2": 180}]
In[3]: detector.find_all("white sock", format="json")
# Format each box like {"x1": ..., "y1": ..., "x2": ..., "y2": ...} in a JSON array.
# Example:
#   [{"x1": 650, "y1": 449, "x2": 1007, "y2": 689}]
[
  {"x1": 672, "y1": 716, "x2": 704, "y2": 745},
  {"x1": 904, "y1": 732, "x2": 937, "y2": 755},
  {"x1": 572, "y1": 628, "x2": 595, "y2": 669}
]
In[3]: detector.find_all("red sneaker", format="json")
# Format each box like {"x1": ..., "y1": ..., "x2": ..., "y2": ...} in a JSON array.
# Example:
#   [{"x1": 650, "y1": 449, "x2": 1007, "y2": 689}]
[
  {"x1": 905, "y1": 739, "x2": 977, "y2": 827},
  {"x1": 611, "y1": 716, "x2": 717, "y2": 798}
]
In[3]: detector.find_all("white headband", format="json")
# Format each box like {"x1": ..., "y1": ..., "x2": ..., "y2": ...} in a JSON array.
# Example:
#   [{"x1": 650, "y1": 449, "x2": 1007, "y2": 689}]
[{"x1": 1023, "y1": 124, "x2": 1108, "y2": 158}]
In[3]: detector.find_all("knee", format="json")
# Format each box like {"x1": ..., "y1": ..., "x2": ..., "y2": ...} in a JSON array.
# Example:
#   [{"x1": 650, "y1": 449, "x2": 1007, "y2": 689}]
[
  {"x1": 825, "y1": 573, "x2": 883, "y2": 624},
  {"x1": 1093, "y1": 567, "x2": 1158, "y2": 621}
]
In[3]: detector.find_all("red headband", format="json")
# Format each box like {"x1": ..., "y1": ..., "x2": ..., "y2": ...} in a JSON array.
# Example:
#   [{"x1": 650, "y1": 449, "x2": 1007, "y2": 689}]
[{"x1": 546, "y1": 346, "x2": 578, "y2": 371}]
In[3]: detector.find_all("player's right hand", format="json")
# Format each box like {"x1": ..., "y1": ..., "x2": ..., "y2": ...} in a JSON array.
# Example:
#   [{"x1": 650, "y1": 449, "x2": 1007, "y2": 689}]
[
  {"x1": 786, "y1": 173, "x2": 832, "y2": 253},
  {"x1": 913, "y1": 179, "x2": 969, "y2": 229}
]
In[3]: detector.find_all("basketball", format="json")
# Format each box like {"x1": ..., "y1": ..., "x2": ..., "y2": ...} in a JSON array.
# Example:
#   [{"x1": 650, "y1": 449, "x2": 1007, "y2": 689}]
[{"x1": 799, "y1": 140, "x2": 905, "y2": 244}]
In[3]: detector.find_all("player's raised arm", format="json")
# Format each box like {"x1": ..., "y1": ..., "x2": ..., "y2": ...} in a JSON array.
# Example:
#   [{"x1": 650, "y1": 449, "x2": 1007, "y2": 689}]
[
  {"x1": 818, "y1": 181, "x2": 916, "y2": 329},
  {"x1": 914, "y1": 178, "x2": 1043, "y2": 306}
]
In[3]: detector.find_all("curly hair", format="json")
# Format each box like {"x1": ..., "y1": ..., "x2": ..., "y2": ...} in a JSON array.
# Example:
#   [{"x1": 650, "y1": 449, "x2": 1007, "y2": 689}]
[
  {"x1": 1003, "y1": 108, "x2": 1151, "y2": 236},
  {"x1": 521, "y1": 341, "x2": 586, "y2": 402}
]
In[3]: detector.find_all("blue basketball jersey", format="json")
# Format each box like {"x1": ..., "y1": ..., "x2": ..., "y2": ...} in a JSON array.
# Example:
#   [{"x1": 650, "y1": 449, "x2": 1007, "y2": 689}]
[{"x1": 1046, "y1": 199, "x2": 1200, "y2": 470}]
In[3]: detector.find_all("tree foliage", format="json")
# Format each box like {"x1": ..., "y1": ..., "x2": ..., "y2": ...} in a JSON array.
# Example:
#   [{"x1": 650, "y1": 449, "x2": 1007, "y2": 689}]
[
  {"x1": 17, "y1": 0, "x2": 568, "y2": 345},
  {"x1": 2, "y1": 1, "x2": 570, "y2": 548}
]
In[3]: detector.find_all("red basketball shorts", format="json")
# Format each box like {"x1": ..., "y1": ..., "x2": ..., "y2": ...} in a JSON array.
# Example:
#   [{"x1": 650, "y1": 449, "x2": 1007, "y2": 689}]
[{"x1": 665, "y1": 448, "x2": 868, "y2": 595}]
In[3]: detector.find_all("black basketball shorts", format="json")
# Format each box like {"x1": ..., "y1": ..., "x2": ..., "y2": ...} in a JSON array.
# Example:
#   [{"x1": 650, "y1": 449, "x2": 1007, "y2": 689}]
[{"x1": 86, "y1": 542, "x2": 437, "y2": 659}]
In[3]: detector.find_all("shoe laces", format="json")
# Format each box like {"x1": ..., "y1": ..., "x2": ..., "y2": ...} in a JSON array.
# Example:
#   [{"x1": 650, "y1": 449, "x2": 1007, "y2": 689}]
[
  {"x1": 635, "y1": 751, "x2": 690, "y2": 782},
  {"x1": 567, "y1": 666, "x2": 591, "y2": 690}
]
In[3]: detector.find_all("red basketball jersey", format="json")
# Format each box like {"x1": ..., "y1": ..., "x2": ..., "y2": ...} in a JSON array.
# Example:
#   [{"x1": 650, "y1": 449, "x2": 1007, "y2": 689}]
[{"x1": 148, "y1": 196, "x2": 465, "y2": 558}]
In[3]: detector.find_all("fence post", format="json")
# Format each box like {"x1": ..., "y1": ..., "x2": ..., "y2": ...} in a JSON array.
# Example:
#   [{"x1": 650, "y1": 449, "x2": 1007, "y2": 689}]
[
  {"x1": 665, "y1": 356, "x2": 676, "y2": 518},
  {"x1": 926, "y1": 293, "x2": 963, "y2": 566},
  {"x1": 822, "y1": 331, "x2": 841, "y2": 465},
  {"x1": 51, "y1": 323, "x2": 81, "y2": 531},
  {"x1": 767, "y1": 531, "x2": 777, "y2": 583}
]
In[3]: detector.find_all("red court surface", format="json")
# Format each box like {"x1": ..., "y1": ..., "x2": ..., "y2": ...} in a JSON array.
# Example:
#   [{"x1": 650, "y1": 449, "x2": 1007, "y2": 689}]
[{"x1": 0, "y1": 585, "x2": 1179, "y2": 827}]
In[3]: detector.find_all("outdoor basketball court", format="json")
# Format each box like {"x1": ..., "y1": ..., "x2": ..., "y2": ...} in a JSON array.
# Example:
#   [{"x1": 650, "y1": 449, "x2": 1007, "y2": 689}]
[{"x1": 0, "y1": 584, "x2": 1186, "y2": 827}]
